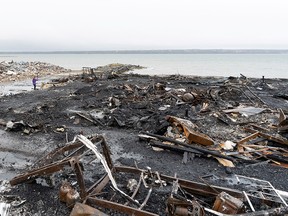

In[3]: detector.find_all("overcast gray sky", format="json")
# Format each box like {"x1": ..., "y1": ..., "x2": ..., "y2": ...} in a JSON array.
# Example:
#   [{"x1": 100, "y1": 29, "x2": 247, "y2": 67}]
[{"x1": 1, "y1": 0, "x2": 288, "y2": 51}]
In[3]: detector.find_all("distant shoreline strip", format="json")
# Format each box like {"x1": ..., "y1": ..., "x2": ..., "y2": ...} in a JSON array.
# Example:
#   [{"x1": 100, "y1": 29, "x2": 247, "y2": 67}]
[{"x1": 1, "y1": 49, "x2": 288, "y2": 55}]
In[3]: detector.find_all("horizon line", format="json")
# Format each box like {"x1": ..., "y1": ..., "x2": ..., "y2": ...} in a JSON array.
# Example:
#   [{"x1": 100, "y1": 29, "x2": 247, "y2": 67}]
[{"x1": 1, "y1": 49, "x2": 288, "y2": 54}]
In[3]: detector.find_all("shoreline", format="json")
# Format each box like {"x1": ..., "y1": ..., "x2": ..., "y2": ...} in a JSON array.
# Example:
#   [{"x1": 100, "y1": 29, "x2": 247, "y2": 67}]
[
  {"x1": 1, "y1": 69, "x2": 288, "y2": 98},
  {"x1": 2, "y1": 49, "x2": 288, "y2": 54},
  {"x1": 0, "y1": 70, "x2": 83, "y2": 96},
  {"x1": 2, "y1": 54, "x2": 288, "y2": 79}
]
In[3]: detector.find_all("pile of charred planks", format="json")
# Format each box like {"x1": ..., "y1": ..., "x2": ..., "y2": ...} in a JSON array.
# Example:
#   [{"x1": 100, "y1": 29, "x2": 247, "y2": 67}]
[{"x1": 9, "y1": 134, "x2": 288, "y2": 215}]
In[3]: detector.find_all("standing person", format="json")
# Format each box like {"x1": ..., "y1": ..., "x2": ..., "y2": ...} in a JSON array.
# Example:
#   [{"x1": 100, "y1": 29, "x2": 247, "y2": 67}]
[{"x1": 32, "y1": 75, "x2": 38, "y2": 90}]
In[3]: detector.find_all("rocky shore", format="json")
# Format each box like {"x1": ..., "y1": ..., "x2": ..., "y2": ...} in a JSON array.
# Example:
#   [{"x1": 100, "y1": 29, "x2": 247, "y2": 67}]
[{"x1": 0, "y1": 61, "x2": 71, "y2": 83}]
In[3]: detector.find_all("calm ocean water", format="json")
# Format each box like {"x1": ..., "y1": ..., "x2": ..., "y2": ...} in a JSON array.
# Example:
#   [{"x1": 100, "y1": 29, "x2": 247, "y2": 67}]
[{"x1": 1, "y1": 53, "x2": 288, "y2": 79}]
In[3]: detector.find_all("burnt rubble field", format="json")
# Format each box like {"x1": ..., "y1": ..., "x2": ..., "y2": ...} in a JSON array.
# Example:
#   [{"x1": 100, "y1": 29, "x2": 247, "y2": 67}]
[{"x1": 1, "y1": 63, "x2": 288, "y2": 215}]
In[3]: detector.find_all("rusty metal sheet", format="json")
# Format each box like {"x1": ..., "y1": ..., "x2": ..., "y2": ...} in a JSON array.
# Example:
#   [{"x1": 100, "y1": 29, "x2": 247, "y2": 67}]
[
  {"x1": 167, "y1": 115, "x2": 214, "y2": 146},
  {"x1": 212, "y1": 192, "x2": 244, "y2": 214}
]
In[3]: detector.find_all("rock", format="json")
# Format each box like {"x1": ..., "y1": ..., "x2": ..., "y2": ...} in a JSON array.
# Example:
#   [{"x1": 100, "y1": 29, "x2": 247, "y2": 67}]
[
  {"x1": 0, "y1": 61, "x2": 71, "y2": 83},
  {"x1": 182, "y1": 93, "x2": 194, "y2": 102},
  {"x1": 6, "y1": 70, "x2": 17, "y2": 75},
  {"x1": 127, "y1": 179, "x2": 138, "y2": 193},
  {"x1": 0, "y1": 119, "x2": 7, "y2": 126}
]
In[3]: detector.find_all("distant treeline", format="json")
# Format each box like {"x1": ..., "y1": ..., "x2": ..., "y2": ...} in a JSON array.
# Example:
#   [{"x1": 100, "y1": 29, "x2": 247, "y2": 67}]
[{"x1": 1, "y1": 49, "x2": 288, "y2": 54}]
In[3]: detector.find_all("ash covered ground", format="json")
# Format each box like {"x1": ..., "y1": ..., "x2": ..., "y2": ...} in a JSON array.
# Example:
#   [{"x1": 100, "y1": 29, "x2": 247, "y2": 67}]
[{"x1": 0, "y1": 64, "x2": 288, "y2": 215}]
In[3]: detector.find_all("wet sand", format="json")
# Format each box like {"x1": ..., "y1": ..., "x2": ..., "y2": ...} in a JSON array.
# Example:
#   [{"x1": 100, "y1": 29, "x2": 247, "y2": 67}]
[{"x1": 0, "y1": 70, "x2": 82, "y2": 96}]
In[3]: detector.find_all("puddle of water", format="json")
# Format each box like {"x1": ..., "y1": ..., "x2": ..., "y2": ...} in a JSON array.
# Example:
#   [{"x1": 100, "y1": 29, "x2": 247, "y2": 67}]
[
  {"x1": 110, "y1": 143, "x2": 143, "y2": 162},
  {"x1": 0, "y1": 170, "x2": 18, "y2": 181},
  {"x1": 0, "y1": 80, "x2": 31, "y2": 96},
  {"x1": 0, "y1": 150, "x2": 33, "y2": 180},
  {"x1": 0, "y1": 71, "x2": 82, "y2": 97},
  {"x1": 0, "y1": 77, "x2": 52, "y2": 96},
  {"x1": 0, "y1": 152, "x2": 32, "y2": 167},
  {"x1": 0, "y1": 202, "x2": 10, "y2": 216},
  {"x1": 0, "y1": 70, "x2": 83, "y2": 97}
]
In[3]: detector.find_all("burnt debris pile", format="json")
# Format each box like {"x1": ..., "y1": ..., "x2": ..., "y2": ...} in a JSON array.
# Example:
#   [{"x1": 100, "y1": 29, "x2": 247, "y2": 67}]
[{"x1": 0, "y1": 63, "x2": 288, "y2": 215}]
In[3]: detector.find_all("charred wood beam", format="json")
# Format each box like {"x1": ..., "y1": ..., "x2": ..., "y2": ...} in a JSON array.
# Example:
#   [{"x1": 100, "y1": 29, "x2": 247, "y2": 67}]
[
  {"x1": 89, "y1": 113, "x2": 105, "y2": 126},
  {"x1": 150, "y1": 140, "x2": 203, "y2": 155},
  {"x1": 244, "y1": 128, "x2": 288, "y2": 146},
  {"x1": 244, "y1": 160, "x2": 271, "y2": 168},
  {"x1": 204, "y1": 206, "x2": 288, "y2": 216},
  {"x1": 76, "y1": 112, "x2": 103, "y2": 126},
  {"x1": 70, "y1": 202, "x2": 109, "y2": 216},
  {"x1": 142, "y1": 132, "x2": 237, "y2": 162},
  {"x1": 87, "y1": 173, "x2": 108, "y2": 195},
  {"x1": 69, "y1": 157, "x2": 87, "y2": 199},
  {"x1": 33, "y1": 136, "x2": 99, "y2": 167},
  {"x1": 87, "y1": 197, "x2": 158, "y2": 216},
  {"x1": 237, "y1": 132, "x2": 260, "y2": 145},
  {"x1": 76, "y1": 135, "x2": 140, "y2": 206},
  {"x1": 169, "y1": 92, "x2": 184, "y2": 104},
  {"x1": 265, "y1": 154, "x2": 288, "y2": 164},
  {"x1": 10, "y1": 157, "x2": 72, "y2": 186},
  {"x1": 273, "y1": 94, "x2": 288, "y2": 100},
  {"x1": 244, "y1": 84, "x2": 267, "y2": 105},
  {"x1": 100, "y1": 135, "x2": 113, "y2": 169},
  {"x1": 88, "y1": 174, "x2": 110, "y2": 196},
  {"x1": 32, "y1": 142, "x2": 83, "y2": 167},
  {"x1": 239, "y1": 87, "x2": 255, "y2": 105},
  {"x1": 139, "y1": 188, "x2": 152, "y2": 210},
  {"x1": 114, "y1": 166, "x2": 243, "y2": 198}
]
